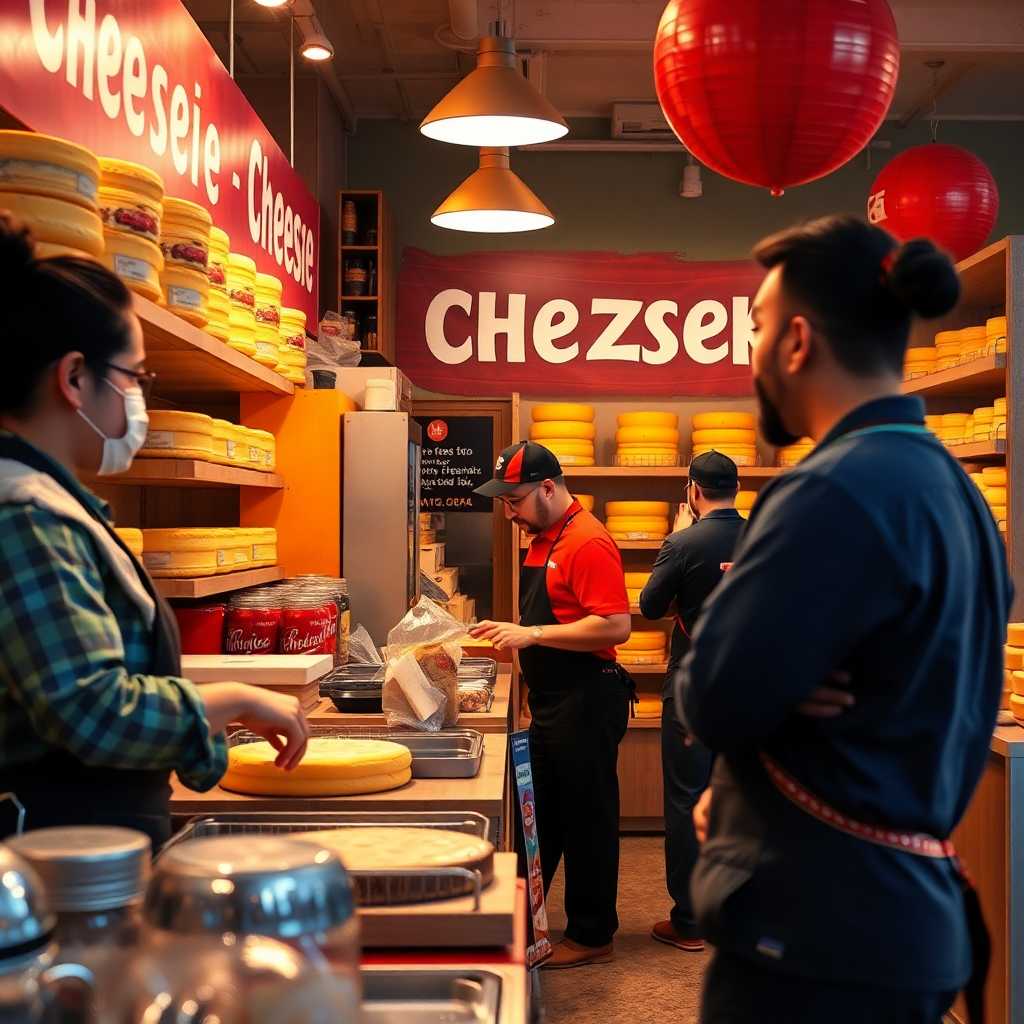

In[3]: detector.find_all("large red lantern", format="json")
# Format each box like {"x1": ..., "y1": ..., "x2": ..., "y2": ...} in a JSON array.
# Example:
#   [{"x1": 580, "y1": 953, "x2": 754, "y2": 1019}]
[
  {"x1": 654, "y1": 0, "x2": 901, "y2": 196},
  {"x1": 867, "y1": 144, "x2": 1000, "y2": 262}
]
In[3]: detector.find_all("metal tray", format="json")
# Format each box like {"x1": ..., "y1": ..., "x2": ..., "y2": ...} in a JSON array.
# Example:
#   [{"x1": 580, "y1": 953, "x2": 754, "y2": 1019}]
[
  {"x1": 227, "y1": 725, "x2": 485, "y2": 779},
  {"x1": 361, "y1": 969, "x2": 501, "y2": 1024},
  {"x1": 319, "y1": 657, "x2": 497, "y2": 692}
]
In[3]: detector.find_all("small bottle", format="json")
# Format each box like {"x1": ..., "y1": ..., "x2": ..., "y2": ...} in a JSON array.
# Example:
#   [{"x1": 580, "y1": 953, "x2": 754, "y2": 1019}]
[
  {"x1": 343, "y1": 259, "x2": 367, "y2": 297},
  {"x1": 342, "y1": 200, "x2": 357, "y2": 245},
  {"x1": 367, "y1": 260, "x2": 377, "y2": 297}
]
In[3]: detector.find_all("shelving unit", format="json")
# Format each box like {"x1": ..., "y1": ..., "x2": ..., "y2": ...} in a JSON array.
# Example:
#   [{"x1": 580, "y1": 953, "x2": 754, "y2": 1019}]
[
  {"x1": 561, "y1": 465, "x2": 782, "y2": 479},
  {"x1": 153, "y1": 566, "x2": 284, "y2": 600},
  {"x1": 98, "y1": 460, "x2": 284, "y2": 489},
  {"x1": 902, "y1": 353, "x2": 1006, "y2": 398},
  {"x1": 337, "y1": 189, "x2": 395, "y2": 364}
]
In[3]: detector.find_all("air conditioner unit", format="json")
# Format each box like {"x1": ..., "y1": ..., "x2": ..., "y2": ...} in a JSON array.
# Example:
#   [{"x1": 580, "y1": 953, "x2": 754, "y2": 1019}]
[{"x1": 611, "y1": 102, "x2": 677, "y2": 141}]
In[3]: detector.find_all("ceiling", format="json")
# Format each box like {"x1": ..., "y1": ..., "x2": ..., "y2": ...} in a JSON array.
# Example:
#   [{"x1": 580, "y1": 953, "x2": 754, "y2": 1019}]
[{"x1": 184, "y1": 0, "x2": 1024, "y2": 128}]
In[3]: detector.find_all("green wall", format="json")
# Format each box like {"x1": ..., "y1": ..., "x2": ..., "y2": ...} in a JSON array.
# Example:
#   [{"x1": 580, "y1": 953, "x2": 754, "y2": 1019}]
[{"x1": 348, "y1": 118, "x2": 1023, "y2": 262}]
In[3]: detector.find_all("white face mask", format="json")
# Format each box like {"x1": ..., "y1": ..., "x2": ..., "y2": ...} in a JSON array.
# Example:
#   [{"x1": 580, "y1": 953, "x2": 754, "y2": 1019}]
[{"x1": 77, "y1": 378, "x2": 149, "y2": 476}]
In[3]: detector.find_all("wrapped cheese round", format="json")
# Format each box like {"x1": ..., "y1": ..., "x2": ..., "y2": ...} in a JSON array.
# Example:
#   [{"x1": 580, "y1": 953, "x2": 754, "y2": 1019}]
[
  {"x1": 616, "y1": 425, "x2": 679, "y2": 445},
  {"x1": 692, "y1": 411, "x2": 755, "y2": 431},
  {"x1": 222, "y1": 737, "x2": 413, "y2": 796},
  {"x1": 529, "y1": 420, "x2": 596, "y2": 440},
  {"x1": 532, "y1": 402, "x2": 594, "y2": 423},
  {"x1": 617, "y1": 411, "x2": 678, "y2": 429},
  {"x1": 606, "y1": 500, "x2": 670, "y2": 517}
]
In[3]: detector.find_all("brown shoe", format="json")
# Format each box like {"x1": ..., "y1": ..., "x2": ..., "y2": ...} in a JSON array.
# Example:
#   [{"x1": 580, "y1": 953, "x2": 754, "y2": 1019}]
[
  {"x1": 542, "y1": 938, "x2": 614, "y2": 970},
  {"x1": 651, "y1": 920, "x2": 704, "y2": 952}
]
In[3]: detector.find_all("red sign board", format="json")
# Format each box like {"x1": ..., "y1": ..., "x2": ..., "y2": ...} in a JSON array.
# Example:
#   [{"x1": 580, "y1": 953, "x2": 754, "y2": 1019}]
[
  {"x1": 0, "y1": 0, "x2": 319, "y2": 323},
  {"x1": 396, "y1": 248, "x2": 765, "y2": 397}
]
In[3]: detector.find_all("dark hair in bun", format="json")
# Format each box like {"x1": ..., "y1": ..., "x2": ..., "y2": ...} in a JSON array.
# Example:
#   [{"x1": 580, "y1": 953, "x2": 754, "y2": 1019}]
[
  {"x1": 0, "y1": 211, "x2": 133, "y2": 416},
  {"x1": 753, "y1": 214, "x2": 961, "y2": 377}
]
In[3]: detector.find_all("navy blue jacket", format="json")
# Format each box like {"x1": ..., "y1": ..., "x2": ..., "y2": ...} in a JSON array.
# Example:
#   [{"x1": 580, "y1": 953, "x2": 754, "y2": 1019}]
[{"x1": 677, "y1": 395, "x2": 1012, "y2": 991}]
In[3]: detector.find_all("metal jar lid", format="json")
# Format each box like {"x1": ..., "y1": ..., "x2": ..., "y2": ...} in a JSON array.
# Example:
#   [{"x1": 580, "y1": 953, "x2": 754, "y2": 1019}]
[
  {"x1": 146, "y1": 835, "x2": 355, "y2": 939},
  {"x1": 0, "y1": 844, "x2": 55, "y2": 966},
  {"x1": 8, "y1": 827, "x2": 151, "y2": 913}
]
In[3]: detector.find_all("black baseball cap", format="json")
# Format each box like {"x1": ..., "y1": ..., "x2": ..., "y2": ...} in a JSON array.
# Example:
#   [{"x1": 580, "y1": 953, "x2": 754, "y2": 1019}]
[
  {"x1": 475, "y1": 441, "x2": 564, "y2": 498},
  {"x1": 689, "y1": 450, "x2": 739, "y2": 490}
]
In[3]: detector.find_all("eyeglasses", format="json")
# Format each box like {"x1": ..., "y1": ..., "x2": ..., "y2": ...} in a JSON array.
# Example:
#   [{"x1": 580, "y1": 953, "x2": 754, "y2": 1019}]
[
  {"x1": 500, "y1": 485, "x2": 540, "y2": 510},
  {"x1": 106, "y1": 362, "x2": 157, "y2": 400}
]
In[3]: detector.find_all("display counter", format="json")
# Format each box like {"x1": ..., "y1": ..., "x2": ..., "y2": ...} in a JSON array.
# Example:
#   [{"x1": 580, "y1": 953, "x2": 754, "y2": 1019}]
[{"x1": 169, "y1": 732, "x2": 511, "y2": 848}]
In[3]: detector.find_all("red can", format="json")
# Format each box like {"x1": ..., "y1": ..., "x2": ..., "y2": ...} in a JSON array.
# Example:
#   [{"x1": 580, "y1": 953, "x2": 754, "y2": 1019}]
[
  {"x1": 279, "y1": 602, "x2": 337, "y2": 656},
  {"x1": 175, "y1": 604, "x2": 226, "y2": 655},
  {"x1": 225, "y1": 606, "x2": 282, "y2": 655}
]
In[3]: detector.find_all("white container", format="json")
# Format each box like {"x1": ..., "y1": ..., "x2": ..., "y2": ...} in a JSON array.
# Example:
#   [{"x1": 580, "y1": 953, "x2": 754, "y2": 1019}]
[
  {"x1": 334, "y1": 367, "x2": 412, "y2": 410},
  {"x1": 364, "y1": 378, "x2": 397, "y2": 411}
]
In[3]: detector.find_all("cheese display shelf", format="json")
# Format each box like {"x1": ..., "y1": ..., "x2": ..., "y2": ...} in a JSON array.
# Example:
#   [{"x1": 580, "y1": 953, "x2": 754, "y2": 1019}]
[
  {"x1": 153, "y1": 565, "x2": 284, "y2": 600},
  {"x1": 561, "y1": 465, "x2": 782, "y2": 479},
  {"x1": 902, "y1": 353, "x2": 1006, "y2": 399},
  {"x1": 520, "y1": 536, "x2": 663, "y2": 550},
  {"x1": 948, "y1": 440, "x2": 1007, "y2": 461},
  {"x1": 98, "y1": 459, "x2": 284, "y2": 489}
]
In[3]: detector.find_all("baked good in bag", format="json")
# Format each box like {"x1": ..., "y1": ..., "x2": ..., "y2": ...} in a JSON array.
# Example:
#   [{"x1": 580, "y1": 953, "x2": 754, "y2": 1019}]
[{"x1": 415, "y1": 643, "x2": 460, "y2": 727}]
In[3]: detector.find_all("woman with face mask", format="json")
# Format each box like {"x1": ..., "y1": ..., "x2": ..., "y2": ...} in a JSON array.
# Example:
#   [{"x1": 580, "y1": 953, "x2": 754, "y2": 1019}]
[{"x1": 0, "y1": 215, "x2": 309, "y2": 850}]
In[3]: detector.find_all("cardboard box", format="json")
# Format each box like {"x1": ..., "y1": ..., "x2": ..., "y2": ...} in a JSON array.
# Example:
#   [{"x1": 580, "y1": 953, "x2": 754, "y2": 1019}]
[
  {"x1": 420, "y1": 542, "x2": 446, "y2": 574},
  {"x1": 431, "y1": 566, "x2": 460, "y2": 599},
  {"x1": 181, "y1": 654, "x2": 334, "y2": 686}
]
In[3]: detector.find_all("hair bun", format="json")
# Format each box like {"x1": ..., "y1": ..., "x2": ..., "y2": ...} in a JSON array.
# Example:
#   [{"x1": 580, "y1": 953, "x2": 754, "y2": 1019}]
[
  {"x1": 0, "y1": 211, "x2": 36, "y2": 279},
  {"x1": 887, "y1": 238, "x2": 960, "y2": 320}
]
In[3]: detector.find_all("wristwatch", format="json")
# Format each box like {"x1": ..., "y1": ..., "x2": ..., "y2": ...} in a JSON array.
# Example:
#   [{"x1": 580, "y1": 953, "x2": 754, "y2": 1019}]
[{"x1": 531, "y1": 626, "x2": 544, "y2": 643}]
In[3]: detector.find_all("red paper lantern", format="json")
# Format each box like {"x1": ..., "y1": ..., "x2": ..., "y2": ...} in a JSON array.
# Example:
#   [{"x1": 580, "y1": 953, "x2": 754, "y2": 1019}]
[
  {"x1": 867, "y1": 144, "x2": 1000, "y2": 262},
  {"x1": 654, "y1": 0, "x2": 900, "y2": 196}
]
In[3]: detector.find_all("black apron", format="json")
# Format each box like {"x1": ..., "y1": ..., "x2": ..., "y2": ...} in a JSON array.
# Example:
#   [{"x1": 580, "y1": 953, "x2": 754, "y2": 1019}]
[
  {"x1": 518, "y1": 510, "x2": 632, "y2": 948},
  {"x1": 0, "y1": 435, "x2": 182, "y2": 851}
]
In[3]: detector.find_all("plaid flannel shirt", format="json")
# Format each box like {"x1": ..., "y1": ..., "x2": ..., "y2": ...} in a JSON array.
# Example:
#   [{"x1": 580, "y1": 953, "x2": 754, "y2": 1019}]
[{"x1": 0, "y1": 441, "x2": 226, "y2": 790}]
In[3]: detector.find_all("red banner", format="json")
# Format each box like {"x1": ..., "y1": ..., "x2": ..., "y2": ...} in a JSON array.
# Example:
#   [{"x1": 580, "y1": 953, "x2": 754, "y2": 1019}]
[
  {"x1": 0, "y1": 0, "x2": 319, "y2": 323},
  {"x1": 396, "y1": 248, "x2": 765, "y2": 397}
]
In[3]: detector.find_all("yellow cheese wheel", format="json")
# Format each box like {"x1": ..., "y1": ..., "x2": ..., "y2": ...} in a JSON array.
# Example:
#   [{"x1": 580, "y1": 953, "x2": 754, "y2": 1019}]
[
  {"x1": 610, "y1": 531, "x2": 667, "y2": 542},
  {"x1": 990, "y1": 506, "x2": 1006, "y2": 522},
  {"x1": 691, "y1": 428, "x2": 757, "y2": 445},
  {"x1": 253, "y1": 324, "x2": 282, "y2": 368},
  {"x1": 973, "y1": 408, "x2": 994, "y2": 421},
  {"x1": 624, "y1": 572, "x2": 652, "y2": 588},
  {"x1": 904, "y1": 346, "x2": 937, "y2": 362},
  {"x1": 532, "y1": 403, "x2": 595, "y2": 423},
  {"x1": 615, "y1": 450, "x2": 678, "y2": 467},
  {"x1": 1008, "y1": 624, "x2": 1024, "y2": 647},
  {"x1": 142, "y1": 528, "x2": 249, "y2": 578},
  {"x1": 620, "y1": 630, "x2": 668, "y2": 652},
  {"x1": 101, "y1": 230, "x2": 163, "y2": 303},
  {"x1": 617, "y1": 441, "x2": 679, "y2": 452},
  {"x1": 605, "y1": 516, "x2": 670, "y2": 534},
  {"x1": 222, "y1": 737, "x2": 413, "y2": 796},
  {"x1": 1013, "y1": 671, "x2": 1024, "y2": 698},
  {"x1": 0, "y1": 190, "x2": 104, "y2": 256},
  {"x1": 1011, "y1": 693, "x2": 1024, "y2": 722},
  {"x1": 541, "y1": 439, "x2": 595, "y2": 457},
  {"x1": 114, "y1": 527, "x2": 144, "y2": 559},
  {"x1": 692, "y1": 445, "x2": 757, "y2": 466},
  {"x1": 1005, "y1": 646, "x2": 1024, "y2": 671},
  {"x1": 141, "y1": 410, "x2": 214, "y2": 459},
  {"x1": 942, "y1": 414, "x2": 970, "y2": 426},
  {"x1": 530, "y1": 420, "x2": 597, "y2": 441},
  {"x1": 574, "y1": 493, "x2": 595, "y2": 512},
  {"x1": 616, "y1": 425, "x2": 680, "y2": 445},
  {"x1": 617, "y1": 411, "x2": 679, "y2": 429},
  {"x1": 626, "y1": 587, "x2": 642, "y2": 604},
  {"x1": 987, "y1": 316, "x2": 1007, "y2": 340},
  {"x1": 692, "y1": 412, "x2": 756, "y2": 431},
  {"x1": 982, "y1": 467, "x2": 1007, "y2": 485},
  {"x1": 617, "y1": 651, "x2": 667, "y2": 667},
  {"x1": 985, "y1": 487, "x2": 1008, "y2": 505},
  {"x1": 553, "y1": 454, "x2": 595, "y2": 466},
  {"x1": 160, "y1": 264, "x2": 209, "y2": 328},
  {"x1": 605, "y1": 501, "x2": 671, "y2": 517},
  {"x1": 0, "y1": 131, "x2": 99, "y2": 209},
  {"x1": 735, "y1": 490, "x2": 756, "y2": 509}
]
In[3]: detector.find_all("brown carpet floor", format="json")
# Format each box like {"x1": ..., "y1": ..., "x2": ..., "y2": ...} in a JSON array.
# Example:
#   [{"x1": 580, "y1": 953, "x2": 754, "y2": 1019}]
[{"x1": 537, "y1": 835, "x2": 709, "y2": 1023}]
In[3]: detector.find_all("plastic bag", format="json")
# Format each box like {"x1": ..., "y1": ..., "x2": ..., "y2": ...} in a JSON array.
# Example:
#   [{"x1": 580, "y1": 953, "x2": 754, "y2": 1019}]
[
  {"x1": 382, "y1": 598, "x2": 469, "y2": 731},
  {"x1": 306, "y1": 311, "x2": 360, "y2": 374},
  {"x1": 347, "y1": 624, "x2": 382, "y2": 666}
]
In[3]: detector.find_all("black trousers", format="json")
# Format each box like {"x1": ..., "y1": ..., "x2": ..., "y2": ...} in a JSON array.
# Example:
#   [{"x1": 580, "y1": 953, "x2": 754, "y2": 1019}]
[
  {"x1": 661, "y1": 693, "x2": 713, "y2": 936},
  {"x1": 529, "y1": 677, "x2": 630, "y2": 948},
  {"x1": 701, "y1": 952, "x2": 958, "y2": 1024}
]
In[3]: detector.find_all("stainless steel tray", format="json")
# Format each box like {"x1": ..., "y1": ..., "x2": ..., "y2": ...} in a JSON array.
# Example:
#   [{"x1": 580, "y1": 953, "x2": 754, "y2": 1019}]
[
  {"x1": 361, "y1": 969, "x2": 501, "y2": 1024},
  {"x1": 226, "y1": 726, "x2": 485, "y2": 779},
  {"x1": 320, "y1": 657, "x2": 497, "y2": 691}
]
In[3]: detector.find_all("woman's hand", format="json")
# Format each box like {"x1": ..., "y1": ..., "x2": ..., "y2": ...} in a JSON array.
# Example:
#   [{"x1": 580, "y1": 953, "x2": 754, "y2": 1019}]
[{"x1": 199, "y1": 683, "x2": 310, "y2": 770}]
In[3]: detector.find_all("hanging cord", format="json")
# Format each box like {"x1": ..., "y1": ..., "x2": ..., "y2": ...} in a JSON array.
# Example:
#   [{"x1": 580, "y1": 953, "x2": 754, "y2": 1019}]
[
  {"x1": 289, "y1": 12, "x2": 295, "y2": 166},
  {"x1": 229, "y1": 0, "x2": 235, "y2": 78},
  {"x1": 926, "y1": 59, "x2": 944, "y2": 142}
]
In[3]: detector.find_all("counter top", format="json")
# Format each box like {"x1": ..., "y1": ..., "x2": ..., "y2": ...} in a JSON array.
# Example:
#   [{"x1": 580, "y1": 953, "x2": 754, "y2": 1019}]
[{"x1": 991, "y1": 723, "x2": 1024, "y2": 757}]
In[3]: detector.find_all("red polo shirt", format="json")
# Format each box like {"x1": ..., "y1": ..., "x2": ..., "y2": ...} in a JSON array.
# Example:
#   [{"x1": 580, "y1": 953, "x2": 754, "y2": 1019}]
[{"x1": 523, "y1": 499, "x2": 629, "y2": 661}]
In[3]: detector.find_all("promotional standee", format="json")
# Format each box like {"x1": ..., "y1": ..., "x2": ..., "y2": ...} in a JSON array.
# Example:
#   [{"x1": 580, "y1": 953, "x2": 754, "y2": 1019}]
[{"x1": 0, "y1": 0, "x2": 319, "y2": 322}]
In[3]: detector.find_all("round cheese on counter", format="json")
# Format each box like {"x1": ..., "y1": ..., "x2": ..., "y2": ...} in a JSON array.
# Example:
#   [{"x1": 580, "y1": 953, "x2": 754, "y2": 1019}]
[
  {"x1": 222, "y1": 738, "x2": 413, "y2": 796},
  {"x1": 529, "y1": 420, "x2": 596, "y2": 441},
  {"x1": 617, "y1": 411, "x2": 678, "y2": 429},
  {"x1": 606, "y1": 501, "x2": 671, "y2": 517},
  {"x1": 0, "y1": 190, "x2": 103, "y2": 256},
  {"x1": 605, "y1": 515, "x2": 670, "y2": 535},
  {"x1": 0, "y1": 131, "x2": 99, "y2": 209},
  {"x1": 114, "y1": 528, "x2": 144, "y2": 559},
  {"x1": 295, "y1": 826, "x2": 493, "y2": 871},
  {"x1": 619, "y1": 630, "x2": 668, "y2": 652},
  {"x1": 141, "y1": 411, "x2": 214, "y2": 459},
  {"x1": 616, "y1": 425, "x2": 680, "y2": 446},
  {"x1": 692, "y1": 411, "x2": 755, "y2": 431},
  {"x1": 532, "y1": 402, "x2": 594, "y2": 423}
]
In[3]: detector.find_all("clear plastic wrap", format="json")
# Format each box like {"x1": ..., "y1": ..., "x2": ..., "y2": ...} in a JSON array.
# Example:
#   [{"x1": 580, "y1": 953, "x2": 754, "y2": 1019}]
[{"x1": 347, "y1": 624, "x2": 382, "y2": 666}]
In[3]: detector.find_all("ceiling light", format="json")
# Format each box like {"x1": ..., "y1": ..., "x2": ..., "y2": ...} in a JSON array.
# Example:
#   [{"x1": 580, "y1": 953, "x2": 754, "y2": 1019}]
[
  {"x1": 253, "y1": 0, "x2": 290, "y2": 7},
  {"x1": 300, "y1": 31, "x2": 333, "y2": 61},
  {"x1": 421, "y1": 35, "x2": 567, "y2": 148},
  {"x1": 431, "y1": 147, "x2": 554, "y2": 233},
  {"x1": 680, "y1": 159, "x2": 702, "y2": 199}
]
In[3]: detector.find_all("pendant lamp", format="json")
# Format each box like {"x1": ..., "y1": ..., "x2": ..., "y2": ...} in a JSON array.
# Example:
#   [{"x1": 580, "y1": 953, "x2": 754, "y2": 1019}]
[
  {"x1": 421, "y1": 34, "x2": 568, "y2": 147},
  {"x1": 431, "y1": 147, "x2": 554, "y2": 233}
]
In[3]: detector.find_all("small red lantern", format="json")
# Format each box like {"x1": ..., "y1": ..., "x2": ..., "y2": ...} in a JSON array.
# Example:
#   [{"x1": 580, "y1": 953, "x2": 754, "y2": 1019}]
[
  {"x1": 653, "y1": 0, "x2": 900, "y2": 196},
  {"x1": 867, "y1": 144, "x2": 1000, "y2": 262}
]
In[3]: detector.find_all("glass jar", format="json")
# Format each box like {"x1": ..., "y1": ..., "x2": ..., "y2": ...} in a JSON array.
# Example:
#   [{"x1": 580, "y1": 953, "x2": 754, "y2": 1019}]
[
  {"x1": 342, "y1": 259, "x2": 367, "y2": 296},
  {"x1": 289, "y1": 576, "x2": 351, "y2": 666}
]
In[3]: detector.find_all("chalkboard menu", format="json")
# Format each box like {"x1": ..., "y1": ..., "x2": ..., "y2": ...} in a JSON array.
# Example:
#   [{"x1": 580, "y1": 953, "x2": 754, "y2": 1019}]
[{"x1": 415, "y1": 415, "x2": 495, "y2": 513}]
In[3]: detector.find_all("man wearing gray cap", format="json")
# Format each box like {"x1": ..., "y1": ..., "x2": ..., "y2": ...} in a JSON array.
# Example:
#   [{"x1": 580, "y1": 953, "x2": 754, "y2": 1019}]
[{"x1": 639, "y1": 450, "x2": 744, "y2": 954}]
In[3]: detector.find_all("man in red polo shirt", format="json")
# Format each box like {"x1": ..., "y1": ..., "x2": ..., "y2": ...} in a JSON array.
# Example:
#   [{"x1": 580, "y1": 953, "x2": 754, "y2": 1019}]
[{"x1": 472, "y1": 441, "x2": 632, "y2": 969}]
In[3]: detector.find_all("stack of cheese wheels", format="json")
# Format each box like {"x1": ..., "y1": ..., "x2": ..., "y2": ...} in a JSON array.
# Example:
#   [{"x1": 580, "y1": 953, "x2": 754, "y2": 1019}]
[
  {"x1": 972, "y1": 405, "x2": 995, "y2": 441},
  {"x1": 114, "y1": 528, "x2": 144, "y2": 560},
  {"x1": 574, "y1": 494, "x2": 595, "y2": 512},
  {"x1": 253, "y1": 272, "x2": 284, "y2": 368},
  {"x1": 139, "y1": 411, "x2": 215, "y2": 460},
  {"x1": 924, "y1": 415, "x2": 942, "y2": 437},
  {"x1": 605, "y1": 500, "x2": 670, "y2": 542},
  {"x1": 980, "y1": 467, "x2": 1007, "y2": 535},
  {"x1": 624, "y1": 570, "x2": 652, "y2": 607},
  {"x1": 777, "y1": 438, "x2": 815, "y2": 467},
  {"x1": 159, "y1": 197, "x2": 211, "y2": 328},
  {"x1": 940, "y1": 413, "x2": 971, "y2": 447},
  {"x1": 617, "y1": 629, "x2": 668, "y2": 667},
  {"x1": 1005, "y1": 635, "x2": 1024, "y2": 713},
  {"x1": 278, "y1": 307, "x2": 309, "y2": 386},
  {"x1": 226, "y1": 252, "x2": 258, "y2": 357},
  {"x1": 690, "y1": 410, "x2": 757, "y2": 466},
  {"x1": 958, "y1": 325, "x2": 987, "y2": 361},
  {"x1": 97, "y1": 157, "x2": 164, "y2": 302},
  {"x1": 987, "y1": 316, "x2": 1008, "y2": 355},
  {"x1": 615, "y1": 411, "x2": 679, "y2": 467},
  {"x1": 635, "y1": 694, "x2": 662, "y2": 719},
  {"x1": 934, "y1": 330, "x2": 961, "y2": 370},
  {"x1": 903, "y1": 346, "x2": 937, "y2": 379},
  {"x1": 736, "y1": 490, "x2": 756, "y2": 519},
  {"x1": 529, "y1": 403, "x2": 596, "y2": 466},
  {"x1": 0, "y1": 131, "x2": 103, "y2": 258},
  {"x1": 1009, "y1": 623, "x2": 1024, "y2": 722},
  {"x1": 994, "y1": 397, "x2": 1007, "y2": 440},
  {"x1": 142, "y1": 527, "x2": 255, "y2": 577},
  {"x1": 222, "y1": 736, "x2": 412, "y2": 796},
  {"x1": 205, "y1": 226, "x2": 231, "y2": 342},
  {"x1": 210, "y1": 419, "x2": 234, "y2": 465}
]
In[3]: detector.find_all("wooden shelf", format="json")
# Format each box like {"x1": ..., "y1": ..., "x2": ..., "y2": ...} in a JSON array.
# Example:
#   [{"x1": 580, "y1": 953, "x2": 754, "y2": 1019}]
[
  {"x1": 629, "y1": 717, "x2": 663, "y2": 729},
  {"x1": 902, "y1": 354, "x2": 1006, "y2": 398},
  {"x1": 949, "y1": 440, "x2": 1007, "y2": 461},
  {"x1": 136, "y1": 295, "x2": 293, "y2": 395},
  {"x1": 521, "y1": 536, "x2": 664, "y2": 549},
  {"x1": 154, "y1": 566, "x2": 283, "y2": 600},
  {"x1": 562, "y1": 465, "x2": 783, "y2": 479},
  {"x1": 340, "y1": 245, "x2": 378, "y2": 251},
  {"x1": 955, "y1": 236, "x2": 1009, "y2": 310},
  {"x1": 97, "y1": 460, "x2": 284, "y2": 489},
  {"x1": 619, "y1": 662, "x2": 668, "y2": 674},
  {"x1": 340, "y1": 295, "x2": 379, "y2": 302}
]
